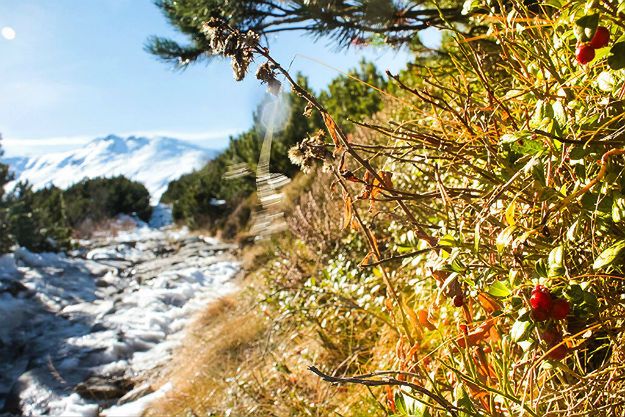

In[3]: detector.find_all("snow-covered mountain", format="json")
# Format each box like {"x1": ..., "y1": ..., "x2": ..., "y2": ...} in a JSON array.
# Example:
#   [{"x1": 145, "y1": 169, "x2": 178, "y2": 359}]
[{"x1": 3, "y1": 134, "x2": 218, "y2": 203}]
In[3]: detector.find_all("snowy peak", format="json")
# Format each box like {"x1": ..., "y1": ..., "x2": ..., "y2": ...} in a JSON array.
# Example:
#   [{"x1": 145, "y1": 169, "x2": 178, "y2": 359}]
[
  {"x1": 3, "y1": 135, "x2": 218, "y2": 203},
  {"x1": 97, "y1": 134, "x2": 145, "y2": 153}
]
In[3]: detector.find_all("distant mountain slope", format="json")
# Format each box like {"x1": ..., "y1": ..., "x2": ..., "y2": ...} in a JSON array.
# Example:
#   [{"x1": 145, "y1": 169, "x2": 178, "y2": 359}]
[{"x1": 2, "y1": 135, "x2": 218, "y2": 203}]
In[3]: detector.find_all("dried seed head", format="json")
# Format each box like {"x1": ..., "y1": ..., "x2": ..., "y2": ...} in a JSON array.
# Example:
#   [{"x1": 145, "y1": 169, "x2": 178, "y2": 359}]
[
  {"x1": 231, "y1": 51, "x2": 253, "y2": 81},
  {"x1": 303, "y1": 102, "x2": 314, "y2": 118},
  {"x1": 288, "y1": 131, "x2": 333, "y2": 173},
  {"x1": 256, "y1": 61, "x2": 281, "y2": 95},
  {"x1": 200, "y1": 18, "x2": 259, "y2": 81},
  {"x1": 256, "y1": 61, "x2": 274, "y2": 83},
  {"x1": 288, "y1": 146, "x2": 306, "y2": 167},
  {"x1": 243, "y1": 30, "x2": 260, "y2": 49},
  {"x1": 223, "y1": 33, "x2": 239, "y2": 56}
]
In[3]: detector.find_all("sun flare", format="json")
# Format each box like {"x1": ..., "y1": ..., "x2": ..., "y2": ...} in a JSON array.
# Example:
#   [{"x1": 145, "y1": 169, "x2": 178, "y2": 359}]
[{"x1": 1, "y1": 26, "x2": 16, "y2": 40}]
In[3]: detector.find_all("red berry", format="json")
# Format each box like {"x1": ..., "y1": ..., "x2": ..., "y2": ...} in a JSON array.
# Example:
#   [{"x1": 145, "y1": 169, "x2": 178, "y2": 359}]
[
  {"x1": 531, "y1": 308, "x2": 549, "y2": 322},
  {"x1": 550, "y1": 299, "x2": 570, "y2": 320},
  {"x1": 547, "y1": 344, "x2": 568, "y2": 361},
  {"x1": 453, "y1": 295, "x2": 464, "y2": 307},
  {"x1": 575, "y1": 44, "x2": 595, "y2": 65},
  {"x1": 530, "y1": 286, "x2": 552, "y2": 312},
  {"x1": 590, "y1": 26, "x2": 610, "y2": 49}
]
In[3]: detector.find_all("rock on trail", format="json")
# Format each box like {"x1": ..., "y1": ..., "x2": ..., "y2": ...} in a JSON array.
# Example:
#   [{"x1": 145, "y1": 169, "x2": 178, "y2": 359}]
[{"x1": 0, "y1": 226, "x2": 239, "y2": 417}]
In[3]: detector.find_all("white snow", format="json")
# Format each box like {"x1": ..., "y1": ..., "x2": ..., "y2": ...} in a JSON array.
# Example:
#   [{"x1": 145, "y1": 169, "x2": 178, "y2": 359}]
[
  {"x1": 148, "y1": 204, "x2": 173, "y2": 228},
  {"x1": 0, "y1": 253, "x2": 18, "y2": 276},
  {"x1": 0, "y1": 223, "x2": 239, "y2": 416},
  {"x1": 3, "y1": 134, "x2": 217, "y2": 204}
]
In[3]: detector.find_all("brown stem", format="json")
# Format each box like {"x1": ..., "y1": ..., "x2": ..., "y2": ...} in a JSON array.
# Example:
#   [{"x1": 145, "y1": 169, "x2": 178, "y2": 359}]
[
  {"x1": 308, "y1": 366, "x2": 459, "y2": 416},
  {"x1": 542, "y1": 148, "x2": 625, "y2": 224}
]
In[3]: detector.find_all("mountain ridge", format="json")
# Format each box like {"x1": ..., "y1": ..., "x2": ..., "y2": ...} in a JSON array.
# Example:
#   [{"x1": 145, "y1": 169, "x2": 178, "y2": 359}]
[{"x1": 2, "y1": 134, "x2": 218, "y2": 203}]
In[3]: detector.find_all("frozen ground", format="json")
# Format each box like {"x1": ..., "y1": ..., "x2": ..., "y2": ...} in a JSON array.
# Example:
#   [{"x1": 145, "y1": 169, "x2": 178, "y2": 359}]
[{"x1": 0, "y1": 220, "x2": 239, "y2": 416}]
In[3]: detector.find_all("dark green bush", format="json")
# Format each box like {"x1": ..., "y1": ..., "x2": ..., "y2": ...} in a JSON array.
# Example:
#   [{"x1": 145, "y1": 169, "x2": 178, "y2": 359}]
[{"x1": 64, "y1": 176, "x2": 152, "y2": 227}]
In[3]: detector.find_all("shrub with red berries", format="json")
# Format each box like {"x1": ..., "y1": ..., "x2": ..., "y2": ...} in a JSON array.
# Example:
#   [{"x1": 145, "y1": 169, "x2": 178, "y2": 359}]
[
  {"x1": 575, "y1": 44, "x2": 595, "y2": 65},
  {"x1": 529, "y1": 285, "x2": 570, "y2": 321},
  {"x1": 590, "y1": 26, "x2": 610, "y2": 49},
  {"x1": 574, "y1": 22, "x2": 612, "y2": 65}
]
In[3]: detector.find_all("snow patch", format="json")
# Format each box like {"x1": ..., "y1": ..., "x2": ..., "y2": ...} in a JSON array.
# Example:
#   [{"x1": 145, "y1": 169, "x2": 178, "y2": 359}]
[{"x1": 0, "y1": 225, "x2": 239, "y2": 415}]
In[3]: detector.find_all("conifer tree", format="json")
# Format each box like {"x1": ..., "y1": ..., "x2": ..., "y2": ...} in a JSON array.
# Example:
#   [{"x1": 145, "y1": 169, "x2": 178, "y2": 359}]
[
  {"x1": 8, "y1": 182, "x2": 43, "y2": 252},
  {"x1": 147, "y1": 0, "x2": 467, "y2": 68},
  {"x1": 0, "y1": 138, "x2": 11, "y2": 201},
  {"x1": 34, "y1": 186, "x2": 72, "y2": 251},
  {"x1": 0, "y1": 138, "x2": 14, "y2": 253}
]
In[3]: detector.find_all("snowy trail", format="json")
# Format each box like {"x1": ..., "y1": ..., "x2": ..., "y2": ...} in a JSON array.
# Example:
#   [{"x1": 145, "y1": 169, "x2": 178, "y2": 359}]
[{"x1": 0, "y1": 225, "x2": 239, "y2": 417}]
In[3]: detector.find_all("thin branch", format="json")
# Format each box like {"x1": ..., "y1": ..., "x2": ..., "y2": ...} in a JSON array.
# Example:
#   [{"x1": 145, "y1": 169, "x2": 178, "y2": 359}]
[{"x1": 308, "y1": 366, "x2": 459, "y2": 417}]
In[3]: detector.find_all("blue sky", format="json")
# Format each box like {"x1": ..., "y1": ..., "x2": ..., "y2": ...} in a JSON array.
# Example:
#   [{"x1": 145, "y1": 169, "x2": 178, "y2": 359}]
[{"x1": 0, "y1": 0, "x2": 424, "y2": 157}]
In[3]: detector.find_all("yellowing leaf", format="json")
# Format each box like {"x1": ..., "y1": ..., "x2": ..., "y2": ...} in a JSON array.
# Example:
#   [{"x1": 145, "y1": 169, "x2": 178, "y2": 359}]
[
  {"x1": 322, "y1": 113, "x2": 343, "y2": 154},
  {"x1": 359, "y1": 251, "x2": 375, "y2": 267},
  {"x1": 439, "y1": 234, "x2": 457, "y2": 247},
  {"x1": 505, "y1": 200, "x2": 516, "y2": 226},
  {"x1": 341, "y1": 190, "x2": 352, "y2": 230},
  {"x1": 478, "y1": 292, "x2": 502, "y2": 313},
  {"x1": 417, "y1": 310, "x2": 437, "y2": 331},
  {"x1": 455, "y1": 320, "x2": 495, "y2": 348}
]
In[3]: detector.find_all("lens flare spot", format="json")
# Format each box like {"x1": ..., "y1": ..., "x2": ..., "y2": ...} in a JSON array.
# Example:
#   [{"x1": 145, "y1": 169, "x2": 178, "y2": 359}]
[{"x1": 1, "y1": 26, "x2": 16, "y2": 40}]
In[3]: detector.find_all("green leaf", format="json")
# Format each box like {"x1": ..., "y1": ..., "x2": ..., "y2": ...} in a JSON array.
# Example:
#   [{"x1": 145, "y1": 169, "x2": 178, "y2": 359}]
[
  {"x1": 511, "y1": 320, "x2": 532, "y2": 342},
  {"x1": 613, "y1": 193, "x2": 625, "y2": 223},
  {"x1": 565, "y1": 284, "x2": 584, "y2": 302},
  {"x1": 439, "y1": 233, "x2": 457, "y2": 247},
  {"x1": 518, "y1": 339, "x2": 534, "y2": 351},
  {"x1": 531, "y1": 160, "x2": 546, "y2": 186},
  {"x1": 529, "y1": 100, "x2": 545, "y2": 129},
  {"x1": 582, "y1": 291, "x2": 599, "y2": 313},
  {"x1": 569, "y1": 146, "x2": 592, "y2": 160},
  {"x1": 488, "y1": 280, "x2": 512, "y2": 297},
  {"x1": 597, "y1": 71, "x2": 616, "y2": 93},
  {"x1": 395, "y1": 392, "x2": 429, "y2": 416},
  {"x1": 608, "y1": 38, "x2": 625, "y2": 70},
  {"x1": 454, "y1": 385, "x2": 476, "y2": 417},
  {"x1": 552, "y1": 101, "x2": 566, "y2": 127},
  {"x1": 574, "y1": 14, "x2": 599, "y2": 42},
  {"x1": 593, "y1": 240, "x2": 625, "y2": 270},
  {"x1": 518, "y1": 307, "x2": 531, "y2": 322},
  {"x1": 450, "y1": 258, "x2": 467, "y2": 273},
  {"x1": 548, "y1": 246, "x2": 565, "y2": 277},
  {"x1": 511, "y1": 138, "x2": 544, "y2": 156},
  {"x1": 462, "y1": 0, "x2": 481, "y2": 15},
  {"x1": 510, "y1": 296, "x2": 523, "y2": 309},
  {"x1": 535, "y1": 259, "x2": 548, "y2": 278}
]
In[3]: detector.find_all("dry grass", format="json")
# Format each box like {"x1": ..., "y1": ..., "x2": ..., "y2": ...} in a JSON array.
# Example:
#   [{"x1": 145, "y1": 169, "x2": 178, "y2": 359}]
[
  {"x1": 145, "y1": 292, "x2": 267, "y2": 416},
  {"x1": 144, "y1": 248, "x2": 374, "y2": 417}
]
